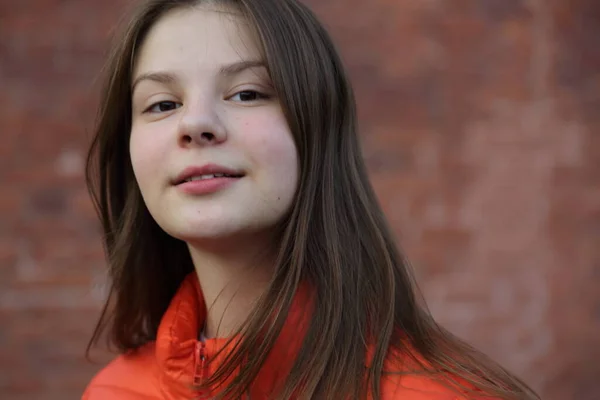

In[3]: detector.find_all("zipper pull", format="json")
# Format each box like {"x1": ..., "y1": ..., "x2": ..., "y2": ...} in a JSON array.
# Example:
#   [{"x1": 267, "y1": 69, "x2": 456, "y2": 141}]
[{"x1": 194, "y1": 341, "x2": 208, "y2": 388}]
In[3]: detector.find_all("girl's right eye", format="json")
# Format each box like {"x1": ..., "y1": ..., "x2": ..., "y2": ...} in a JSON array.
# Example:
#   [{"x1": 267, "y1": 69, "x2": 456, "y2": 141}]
[{"x1": 144, "y1": 101, "x2": 182, "y2": 114}]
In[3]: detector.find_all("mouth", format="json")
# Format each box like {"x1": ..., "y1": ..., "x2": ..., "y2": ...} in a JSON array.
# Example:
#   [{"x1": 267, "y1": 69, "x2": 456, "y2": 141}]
[
  {"x1": 181, "y1": 173, "x2": 243, "y2": 183},
  {"x1": 173, "y1": 164, "x2": 245, "y2": 186},
  {"x1": 174, "y1": 167, "x2": 244, "y2": 195}
]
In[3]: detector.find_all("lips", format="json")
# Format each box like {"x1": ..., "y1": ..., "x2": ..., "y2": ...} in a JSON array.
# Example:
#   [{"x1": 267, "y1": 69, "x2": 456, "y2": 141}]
[
  {"x1": 183, "y1": 173, "x2": 239, "y2": 182},
  {"x1": 173, "y1": 164, "x2": 244, "y2": 185}
]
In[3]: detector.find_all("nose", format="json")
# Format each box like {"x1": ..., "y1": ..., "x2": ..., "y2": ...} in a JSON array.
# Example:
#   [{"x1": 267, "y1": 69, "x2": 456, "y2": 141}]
[{"x1": 177, "y1": 100, "x2": 227, "y2": 147}]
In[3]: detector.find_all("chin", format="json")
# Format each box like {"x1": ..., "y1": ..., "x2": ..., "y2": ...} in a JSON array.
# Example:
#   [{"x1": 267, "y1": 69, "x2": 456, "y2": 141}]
[
  {"x1": 153, "y1": 207, "x2": 284, "y2": 245},
  {"x1": 167, "y1": 223, "x2": 237, "y2": 242},
  {"x1": 170, "y1": 221, "x2": 279, "y2": 249}
]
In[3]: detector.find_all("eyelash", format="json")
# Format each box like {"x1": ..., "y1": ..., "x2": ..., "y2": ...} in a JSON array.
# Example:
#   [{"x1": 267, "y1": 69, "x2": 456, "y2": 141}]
[
  {"x1": 143, "y1": 101, "x2": 181, "y2": 114},
  {"x1": 142, "y1": 90, "x2": 270, "y2": 114}
]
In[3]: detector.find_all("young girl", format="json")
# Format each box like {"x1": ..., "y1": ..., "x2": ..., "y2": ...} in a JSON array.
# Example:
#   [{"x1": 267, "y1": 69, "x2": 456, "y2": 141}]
[{"x1": 83, "y1": 0, "x2": 539, "y2": 399}]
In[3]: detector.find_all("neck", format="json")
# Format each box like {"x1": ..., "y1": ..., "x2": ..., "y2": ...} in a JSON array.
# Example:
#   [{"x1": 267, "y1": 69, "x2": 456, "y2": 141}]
[{"x1": 187, "y1": 234, "x2": 276, "y2": 339}]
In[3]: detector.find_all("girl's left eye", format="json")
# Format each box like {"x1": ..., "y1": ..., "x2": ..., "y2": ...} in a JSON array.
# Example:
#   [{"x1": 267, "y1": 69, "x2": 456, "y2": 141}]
[
  {"x1": 144, "y1": 101, "x2": 182, "y2": 113},
  {"x1": 230, "y1": 90, "x2": 269, "y2": 102}
]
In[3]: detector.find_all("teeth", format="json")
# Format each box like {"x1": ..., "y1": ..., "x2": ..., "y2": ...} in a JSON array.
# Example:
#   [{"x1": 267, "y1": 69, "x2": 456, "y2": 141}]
[{"x1": 186, "y1": 173, "x2": 229, "y2": 182}]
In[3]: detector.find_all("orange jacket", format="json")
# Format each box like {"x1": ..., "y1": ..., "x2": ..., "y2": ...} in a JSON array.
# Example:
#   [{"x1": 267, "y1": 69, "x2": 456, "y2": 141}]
[{"x1": 83, "y1": 273, "x2": 487, "y2": 399}]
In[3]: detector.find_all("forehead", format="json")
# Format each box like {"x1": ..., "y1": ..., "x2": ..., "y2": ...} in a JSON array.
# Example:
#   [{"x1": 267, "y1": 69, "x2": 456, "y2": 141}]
[{"x1": 133, "y1": 5, "x2": 262, "y2": 76}]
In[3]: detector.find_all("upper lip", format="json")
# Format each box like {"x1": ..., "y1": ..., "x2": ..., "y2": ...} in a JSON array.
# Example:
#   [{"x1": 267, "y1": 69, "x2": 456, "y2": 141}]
[{"x1": 172, "y1": 163, "x2": 245, "y2": 185}]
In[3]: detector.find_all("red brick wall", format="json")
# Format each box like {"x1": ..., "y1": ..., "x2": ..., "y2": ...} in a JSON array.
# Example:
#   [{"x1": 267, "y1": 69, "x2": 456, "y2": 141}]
[{"x1": 2, "y1": 0, "x2": 598, "y2": 399}]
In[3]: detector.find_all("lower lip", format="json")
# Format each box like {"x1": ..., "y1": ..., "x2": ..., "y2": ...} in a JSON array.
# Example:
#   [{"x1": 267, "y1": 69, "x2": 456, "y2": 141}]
[{"x1": 176, "y1": 177, "x2": 240, "y2": 195}]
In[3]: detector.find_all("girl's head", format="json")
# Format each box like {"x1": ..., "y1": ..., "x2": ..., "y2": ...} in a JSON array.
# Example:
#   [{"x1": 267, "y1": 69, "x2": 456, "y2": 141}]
[
  {"x1": 90, "y1": 0, "x2": 359, "y2": 254},
  {"x1": 87, "y1": 1, "x2": 538, "y2": 399},
  {"x1": 130, "y1": 3, "x2": 300, "y2": 247}
]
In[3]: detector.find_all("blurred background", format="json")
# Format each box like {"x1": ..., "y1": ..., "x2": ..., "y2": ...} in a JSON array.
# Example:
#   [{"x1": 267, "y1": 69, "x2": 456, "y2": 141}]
[{"x1": 1, "y1": 0, "x2": 599, "y2": 399}]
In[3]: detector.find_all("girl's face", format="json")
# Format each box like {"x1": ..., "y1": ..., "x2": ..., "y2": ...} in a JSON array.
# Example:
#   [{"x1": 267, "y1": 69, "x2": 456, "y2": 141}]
[{"x1": 129, "y1": 6, "x2": 299, "y2": 245}]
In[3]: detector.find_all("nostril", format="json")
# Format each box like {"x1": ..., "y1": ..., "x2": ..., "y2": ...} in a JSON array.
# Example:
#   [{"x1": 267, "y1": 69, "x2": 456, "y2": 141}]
[
  {"x1": 200, "y1": 132, "x2": 215, "y2": 141},
  {"x1": 182, "y1": 131, "x2": 218, "y2": 145}
]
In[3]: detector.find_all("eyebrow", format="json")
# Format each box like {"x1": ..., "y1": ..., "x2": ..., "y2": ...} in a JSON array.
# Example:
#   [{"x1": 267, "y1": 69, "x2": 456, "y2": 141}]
[
  {"x1": 131, "y1": 60, "x2": 267, "y2": 91},
  {"x1": 220, "y1": 60, "x2": 266, "y2": 76},
  {"x1": 131, "y1": 71, "x2": 176, "y2": 92}
]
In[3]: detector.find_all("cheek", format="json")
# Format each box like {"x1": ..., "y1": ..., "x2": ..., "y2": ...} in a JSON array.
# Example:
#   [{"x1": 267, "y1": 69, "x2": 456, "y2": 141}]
[
  {"x1": 246, "y1": 117, "x2": 299, "y2": 197},
  {"x1": 129, "y1": 128, "x2": 166, "y2": 190}
]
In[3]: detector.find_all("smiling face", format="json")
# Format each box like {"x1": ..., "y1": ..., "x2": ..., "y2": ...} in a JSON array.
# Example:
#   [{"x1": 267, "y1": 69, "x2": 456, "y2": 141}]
[{"x1": 129, "y1": 5, "x2": 299, "y2": 246}]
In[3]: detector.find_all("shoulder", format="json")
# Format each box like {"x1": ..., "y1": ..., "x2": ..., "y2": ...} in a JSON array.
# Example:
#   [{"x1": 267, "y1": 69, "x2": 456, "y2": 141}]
[
  {"x1": 378, "y1": 349, "x2": 500, "y2": 400},
  {"x1": 381, "y1": 373, "x2": 490, "y2": 400},
  {"x1": 82, "y1": 343, "x2": 161, "y2": 400}
]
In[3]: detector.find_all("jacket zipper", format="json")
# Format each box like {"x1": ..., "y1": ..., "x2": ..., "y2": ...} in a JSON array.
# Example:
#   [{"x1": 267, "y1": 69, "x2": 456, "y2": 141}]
[
  {"x1": 194, "y1": 341, "x2": 252, "y2": 399},
  {"x1": 194, "y1": 341, "x2": 208, "y2": 397}
]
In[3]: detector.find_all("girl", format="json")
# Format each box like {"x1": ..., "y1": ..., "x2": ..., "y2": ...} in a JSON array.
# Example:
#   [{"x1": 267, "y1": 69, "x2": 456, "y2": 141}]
[{"x1": 83, "y1": 0, "x2": 540, "y2": 399}]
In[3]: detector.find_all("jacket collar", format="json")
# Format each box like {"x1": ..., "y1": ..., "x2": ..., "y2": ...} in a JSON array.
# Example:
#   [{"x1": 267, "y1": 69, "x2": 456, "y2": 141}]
[{"x1": 155, "y1": 272, "x2": 310, "y2": 398}]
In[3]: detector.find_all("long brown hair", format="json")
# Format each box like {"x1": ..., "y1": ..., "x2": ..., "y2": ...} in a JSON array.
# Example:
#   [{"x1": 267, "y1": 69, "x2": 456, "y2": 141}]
[{"x1": 86, "y1": 0, "x2": 540, "y2": 399}]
